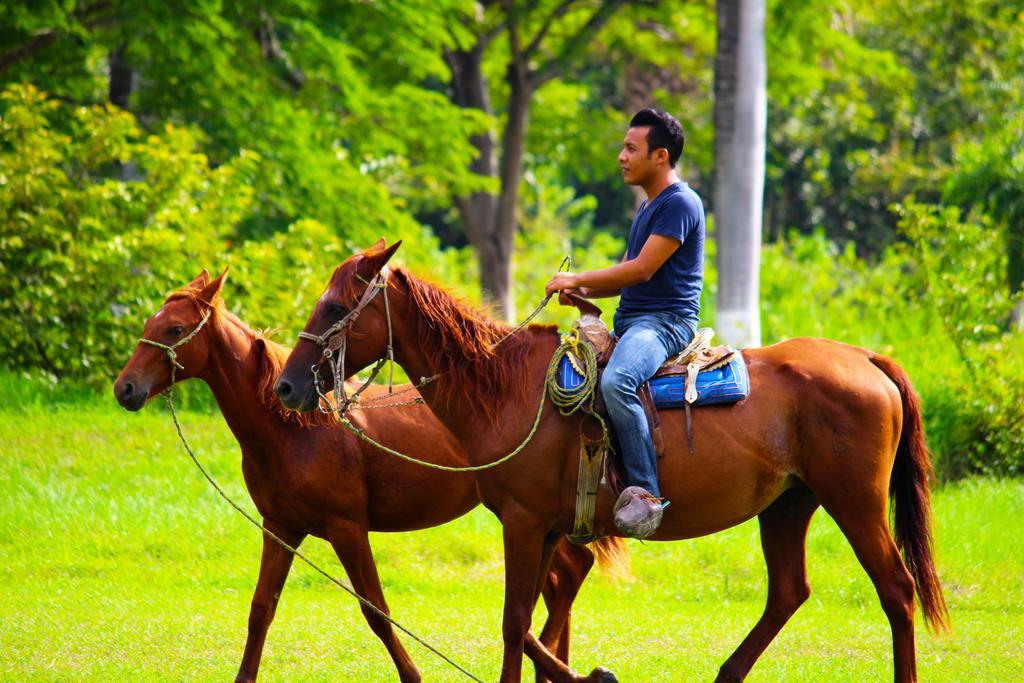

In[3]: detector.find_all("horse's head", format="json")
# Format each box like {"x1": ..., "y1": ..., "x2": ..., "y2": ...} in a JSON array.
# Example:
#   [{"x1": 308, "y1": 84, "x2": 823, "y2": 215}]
[
  {"x1": 113, "y1": 269, "x2": 227, "y2": 411},
  {"x1": 276, "y1": 239, "x2": 401, "y2": 412}
]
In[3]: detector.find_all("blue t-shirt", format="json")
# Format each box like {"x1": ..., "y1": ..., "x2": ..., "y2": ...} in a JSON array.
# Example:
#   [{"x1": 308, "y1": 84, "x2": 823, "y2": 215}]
[{"x1": 614, "y1": 181, "x2": 705, "y2": 334}]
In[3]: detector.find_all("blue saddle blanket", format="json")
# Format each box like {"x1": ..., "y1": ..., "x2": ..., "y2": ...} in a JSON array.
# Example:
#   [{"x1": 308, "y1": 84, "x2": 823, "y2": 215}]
[{"x1": 557, "y1": 352, "x2": 750, "y2": 408}]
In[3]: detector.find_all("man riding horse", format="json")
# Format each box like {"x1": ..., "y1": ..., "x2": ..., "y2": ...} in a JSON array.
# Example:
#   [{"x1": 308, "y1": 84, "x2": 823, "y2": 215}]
[{"x1": 546, "y1": 108, "x2": 705, "y2": 539}]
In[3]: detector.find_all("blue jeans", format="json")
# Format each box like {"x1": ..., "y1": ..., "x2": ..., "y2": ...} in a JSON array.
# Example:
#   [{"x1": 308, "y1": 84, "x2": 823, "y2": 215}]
[{"x1": 602, "y1": 311, "x2": 695, "y2": 497}]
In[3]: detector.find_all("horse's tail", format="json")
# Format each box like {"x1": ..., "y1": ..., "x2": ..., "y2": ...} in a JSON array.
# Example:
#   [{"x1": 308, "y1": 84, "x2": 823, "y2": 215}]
[
  {"x1": 589, "y1": 536, "x2": 632, "y2": 582},
  {"x1": 871, "y1": 354, "x2": 950, "y2": 632}
]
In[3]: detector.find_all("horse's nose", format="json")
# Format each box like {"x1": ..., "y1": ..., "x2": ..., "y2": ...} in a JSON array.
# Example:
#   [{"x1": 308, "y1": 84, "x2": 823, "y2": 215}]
[
  {"x1": 114, "y1": 378, "x2": 147, "y2": 411},
  {"x1": 275, "y1": 378, "x2": 293, "y2": 402},
  {"x1": 118, "y1": 380, "x2": 135, "y2": 405}
]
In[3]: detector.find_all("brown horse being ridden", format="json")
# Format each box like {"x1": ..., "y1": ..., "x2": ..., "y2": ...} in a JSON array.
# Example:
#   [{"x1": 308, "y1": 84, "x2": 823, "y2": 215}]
[
  {"x1": 275, "y1": 241, "x2": 950, "y2": 683},
  {"x1": 113, "y1": 269, "x2": 628, "y2": 683}
]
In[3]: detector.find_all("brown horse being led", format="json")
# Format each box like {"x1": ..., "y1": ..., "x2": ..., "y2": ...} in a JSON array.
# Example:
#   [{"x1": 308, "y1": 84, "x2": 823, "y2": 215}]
[
  {"x1": 113, "y1": 269, "x2": 628, "y2": 683},
  {"x1": 276, "y1": 241, "x2": 949, "y2": 683}
]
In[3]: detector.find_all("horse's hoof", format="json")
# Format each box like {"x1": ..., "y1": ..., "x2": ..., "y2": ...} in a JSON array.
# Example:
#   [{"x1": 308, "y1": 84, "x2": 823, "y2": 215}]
[{"x1": 587, "y1": 667, "x2": 618, "y2": 683}]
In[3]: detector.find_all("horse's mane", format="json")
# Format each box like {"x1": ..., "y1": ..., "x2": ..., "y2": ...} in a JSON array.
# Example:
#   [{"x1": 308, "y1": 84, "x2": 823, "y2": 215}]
[
  {"x1": 166, "y1": 286, "x2": 334, "y2": 429},
  {"x1": 254, "y1": 336, "x2": 337, "y2": 428},
  {"x1": 366, "y1": 266, "x2": 557, "y2": 424}
]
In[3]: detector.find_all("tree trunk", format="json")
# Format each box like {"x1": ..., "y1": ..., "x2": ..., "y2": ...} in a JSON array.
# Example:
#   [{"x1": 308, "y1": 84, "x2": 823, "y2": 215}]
[
  {"x1": 1008, "y1": 223, "x2": 1023, "y2": 332},
  {"x1": 446, "y1": 45, "x2": 508, "y2": 314},
  {"x1": 108, "y1": 45, "x2": 136, "y2": 109},
  {"x1": 489, "y1": 67, "x2": 533, "y2": 320},
  {"x1": 446, "y1": 47, "x2": 531, "y2": 320},
  {"x1": 447, "y1": 45, "x2": 498, "y2": 244},
  {"x1": 1011, "y1": 299, "x2": 1023, "y2": 333},
  {"x1": 109, "y1": 45, "x2": 142, "y2": 181},
  {"x1": 444, "y1": 2, "x2": 626, "y2": 320},
  {"x1": 714, "y1": 0, "x2": 766, "y2": 347}
]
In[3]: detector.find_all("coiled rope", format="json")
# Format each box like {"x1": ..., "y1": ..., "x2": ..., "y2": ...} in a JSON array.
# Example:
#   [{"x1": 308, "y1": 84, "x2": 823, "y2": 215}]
[{"x1": 545, "y1": 328, "x2": 600, "y2": 416}]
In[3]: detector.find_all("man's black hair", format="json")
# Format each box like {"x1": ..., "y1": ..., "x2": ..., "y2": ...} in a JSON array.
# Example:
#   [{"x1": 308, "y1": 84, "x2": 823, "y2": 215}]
[{"x1": 629, "y1": 108, "x2": 684, "y2": 167}]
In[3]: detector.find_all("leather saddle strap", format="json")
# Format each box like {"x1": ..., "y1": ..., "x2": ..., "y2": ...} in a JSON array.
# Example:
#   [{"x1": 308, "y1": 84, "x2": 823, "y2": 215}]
[
  {"x1": 685, "y1": 402, "x2": 694, "y2": 454},
  {"x1": 639, "y1": 382, "x2": 664, "y2": 458},
  {"x1": 568, "y1": 433, "x2": 606, "y2": 545}
]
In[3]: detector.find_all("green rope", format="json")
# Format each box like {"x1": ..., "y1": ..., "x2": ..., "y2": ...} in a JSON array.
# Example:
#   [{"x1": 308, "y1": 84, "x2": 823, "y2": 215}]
[
  {"x1": 335, "y1": 328, "x2": 607, "y2": 472},
  {"x1": 544, "y1": 329, "x2": 612, "y2": 451},
  {"x1": 337, "y1": 377, "x2": 548, "y2": 472},
  {"x1": 326, "y1": 255, "x2": 612, "y2": 472}
]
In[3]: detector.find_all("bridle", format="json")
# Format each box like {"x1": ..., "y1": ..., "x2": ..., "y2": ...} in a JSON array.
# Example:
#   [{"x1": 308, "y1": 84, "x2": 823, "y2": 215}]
[
  {"x1": 294, "y1": 256, "x2": 572, "y2": 418},
  {"x1": 281, "y1": 255, "x2": 599, "y2": 477},
  {"x1": 296, "y1": 266, "x2": 394, "y2": 414}
]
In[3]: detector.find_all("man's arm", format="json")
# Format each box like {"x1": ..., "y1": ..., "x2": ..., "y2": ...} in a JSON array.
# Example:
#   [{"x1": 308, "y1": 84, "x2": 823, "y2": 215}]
[
  {"x1": 563, "y1": 253, "x2": 627, "y2": 299},
  {"x1": 546, "y1": 234, "x2": 680, "y2": 298}
]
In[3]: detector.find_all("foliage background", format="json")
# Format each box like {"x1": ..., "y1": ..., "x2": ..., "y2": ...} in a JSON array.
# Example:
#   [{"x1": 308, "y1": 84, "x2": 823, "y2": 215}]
[
  {"x1": 2, "y1": 0, "x2": 1023, "y2": 478},
  {"x1": 1, "y1": 4, "x2": 1022, "y2": 681}
]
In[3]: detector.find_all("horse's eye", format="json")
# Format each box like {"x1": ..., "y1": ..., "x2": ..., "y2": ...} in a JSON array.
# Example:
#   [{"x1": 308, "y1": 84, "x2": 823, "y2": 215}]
[
  {"x1": 326, "y1": 303, "x2": 348, "y2": 317},
  {"x1": 169, "y1": 326, "x2": 185, "y2": 337}
]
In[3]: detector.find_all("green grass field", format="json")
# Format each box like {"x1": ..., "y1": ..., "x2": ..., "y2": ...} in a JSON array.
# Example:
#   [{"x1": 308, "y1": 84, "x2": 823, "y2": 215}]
[{"x1": 2, "y1": 399, "x2": 1022, "y2": 682}]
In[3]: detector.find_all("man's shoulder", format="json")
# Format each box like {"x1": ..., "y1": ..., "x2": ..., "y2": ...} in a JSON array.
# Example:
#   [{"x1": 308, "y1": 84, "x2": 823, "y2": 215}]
[
  {"x1": 665, "y1": 183, "x2": 703, "y2": 211},
  {"x1": 655, "y1": 184, "x2": 704, "y2": 224}
]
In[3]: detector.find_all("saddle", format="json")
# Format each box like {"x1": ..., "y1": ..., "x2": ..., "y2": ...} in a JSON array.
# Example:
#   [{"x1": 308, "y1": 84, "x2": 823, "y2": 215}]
[
  {"x1": 561, "y1": 293, "x2": 746, "y2": 544},
  {"x1": 567, "y1": 293, "x2": 737, "y2": 457}
]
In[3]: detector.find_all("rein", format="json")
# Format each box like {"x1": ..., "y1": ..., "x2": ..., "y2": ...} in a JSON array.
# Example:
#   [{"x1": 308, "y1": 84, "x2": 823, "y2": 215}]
[
  {"x1": 338, "y1": 335, "x2": 605, "y2": 472},
  {"x1": 299, "y1": 256, "x2": 608, "y2": 474},
  {"x1": 299, "y1": 257, "x2": 572, "y2": 417},
  {"x1": 139, "y1": 302, "x2": 484, "y2": 682}
]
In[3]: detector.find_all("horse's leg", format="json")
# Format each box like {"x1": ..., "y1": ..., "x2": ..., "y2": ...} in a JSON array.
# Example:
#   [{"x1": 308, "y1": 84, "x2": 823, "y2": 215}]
[
  {"x1": 529, "y1": 535, "x2": 575, "y2": 683},
  {"x1": 235, "y1": 522, "x2": 305, "y2": 683},
  {"x1": 716, "y1": 488, "x2": 819, "y2": 683},
  {"x1": 805, "y1": 442, "x2": 919, "y2": 683},
  {"x1": 821, "y1": 496, "x2": 918, "y2": 682},
  {"x1": 500, "y1": 521, "x2": 563, "y2": 683},
  {"x1": 506, "y1": 527, "x2": 614, "y2": 683},
  {"x1": 538, "y1": 541, "x2": 595, "y2": 673},
  {"x1": 327, "y1": 524, "x2": 421, "y2": 683}
]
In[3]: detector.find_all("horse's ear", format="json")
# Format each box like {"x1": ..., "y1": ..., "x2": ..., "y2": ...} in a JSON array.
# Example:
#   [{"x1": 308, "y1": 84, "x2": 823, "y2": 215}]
[
  {"x1": 366, "y1": 237, "x2": 387, "y2": 253},
  {"x1": 380, "y1": 240, "x2": 401, "y2": 266},
  {"x1": 359, "y1": 240, "x2": 402, "y2": 277},
  {"x1": 198, "y1": 267, "x2": 228, "y2": 306},
  {"x1": 188, "y1": 269, "x2": 211, "y2": 289}
]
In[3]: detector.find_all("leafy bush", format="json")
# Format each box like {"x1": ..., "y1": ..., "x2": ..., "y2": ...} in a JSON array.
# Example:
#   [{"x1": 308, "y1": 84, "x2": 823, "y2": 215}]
[
  {"x1": 0, "y1": 84, "x2": 256, "y2": 386},
  {"x1": 754, "y1": 209, "x2": 1023, "y2": 478},
  {"x1": 0, "y1": 84, "x2": 480, "y2": 389},
  {"x1": 897, "y1": 201, "x2": 1024, "y2": 478}
]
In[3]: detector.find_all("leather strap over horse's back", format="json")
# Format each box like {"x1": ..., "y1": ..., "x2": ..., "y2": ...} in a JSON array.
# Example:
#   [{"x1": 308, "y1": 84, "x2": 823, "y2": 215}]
[
  {"x1": 562, "y1": 291, "x2": 614, "y2": 365},
  {"x1": 638, "y1": 383, "x2": 664, "y2": 457}
]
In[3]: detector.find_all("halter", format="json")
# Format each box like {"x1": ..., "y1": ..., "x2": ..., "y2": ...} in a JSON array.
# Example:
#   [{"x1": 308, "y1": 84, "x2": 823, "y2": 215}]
[
  {"x1": 284, "y1": 255, "x2": 594, "y2": 475},
  {"x1": 296, "y1": 266, "x2": 394, "y2": 414},
  {"x1": 134, "y1": 293, "x2": 483, "y2": 681},
  {"x1": 139, "y1": 307, "x2": 213, "y2": 374}
]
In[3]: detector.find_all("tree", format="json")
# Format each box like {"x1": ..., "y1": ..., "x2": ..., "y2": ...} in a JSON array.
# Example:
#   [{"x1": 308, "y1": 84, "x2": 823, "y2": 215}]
[
  {"x1": 444, "y1": 0, "x2": 630, "y2": 318},
  {"x1": 944, "y1": 120, "x2": 1024, "y2": 331},
  {"x1": 714, "y1": 0, "x2": 766, "y2": 346},
  {"x1": 0, "y1": 0, "x2": 491, "y2": 247}
]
